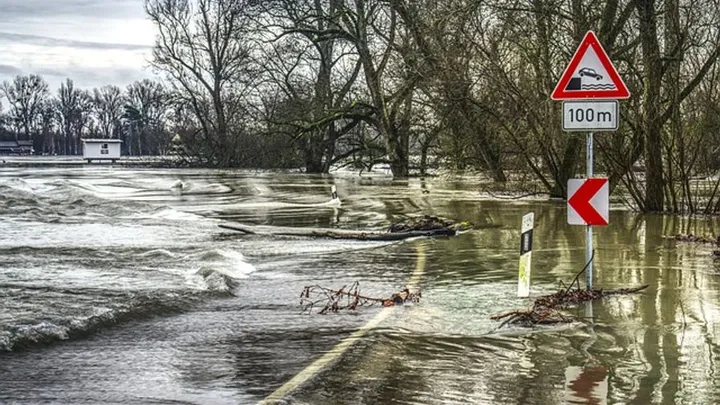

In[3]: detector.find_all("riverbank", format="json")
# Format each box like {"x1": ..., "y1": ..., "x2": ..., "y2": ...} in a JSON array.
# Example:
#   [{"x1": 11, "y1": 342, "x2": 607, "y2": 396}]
[{"x1": 0, "y1": 155, "x2": 183, "y2": 168}]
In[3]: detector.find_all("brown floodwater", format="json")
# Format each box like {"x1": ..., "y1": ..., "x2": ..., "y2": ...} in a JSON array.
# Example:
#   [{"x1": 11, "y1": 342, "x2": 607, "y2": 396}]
[{"x1": 1, "y1": 165, "x2": 719, "y2": 404}]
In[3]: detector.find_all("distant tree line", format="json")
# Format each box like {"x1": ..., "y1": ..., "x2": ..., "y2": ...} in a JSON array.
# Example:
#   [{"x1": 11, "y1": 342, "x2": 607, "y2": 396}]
[
  {"x1": 3, "y1": 0, "x2": 720, "y2": 215},
  {"x1": 0, "y1": 75, "x2": 175, "y2": 157}
]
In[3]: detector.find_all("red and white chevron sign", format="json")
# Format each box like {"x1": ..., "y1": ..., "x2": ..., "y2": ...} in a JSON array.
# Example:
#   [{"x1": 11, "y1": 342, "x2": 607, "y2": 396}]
[{"x1": 567, "y1": 178, "x2": 609, "y2": 226}]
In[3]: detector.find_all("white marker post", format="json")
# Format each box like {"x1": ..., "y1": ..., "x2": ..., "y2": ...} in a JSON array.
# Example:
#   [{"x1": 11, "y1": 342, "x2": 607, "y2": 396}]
[
  {"x1": 327, "y1": 185, "x2": 341, "y2": 208},
  {"x1": 518, "y1": 213, "x2": 534, "y2": 297}
]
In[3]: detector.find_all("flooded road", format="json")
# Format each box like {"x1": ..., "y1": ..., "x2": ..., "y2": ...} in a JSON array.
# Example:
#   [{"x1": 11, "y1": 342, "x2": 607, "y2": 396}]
[{"x1": 1, "y1": 166, "x2": 720, "y2": 404}]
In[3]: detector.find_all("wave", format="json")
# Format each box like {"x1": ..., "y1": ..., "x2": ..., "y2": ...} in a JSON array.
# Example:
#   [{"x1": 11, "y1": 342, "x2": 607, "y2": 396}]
[
  {"x1": 173, "y1": 182, "x2": 234, "y2": 195},
  {"x1": 0, "y1": 178, "x2": 129, "y2": 219},
  {"x1": 0, "y1": 290, "x2": 225, "y2": 353},
  {"x1": 185, "y1": 249, "x2": 256, "y2": 292},
  {"x1": 136, "y1": 248, "x2": 177, "y2": 259},
  {"x1": 116, "y1": 206, "x2": 208, "y2": 222},
  {"x1": 0, "y1": 181, "x2": 43, "y2": 210},
  {"x1": 581, "y1": 84, "x2": 616, "y2": 89},
  {"x1": 193, "y1": 267, "x2": 242, "y2": 293},
  {"x1": 0, "y1": 178, "x2": 211, "y2": 223},
  {"x1": 148, "y1": 207, "x2": 206, "y2": 221},
  {"x1": 192, "y1": 249, "x2": 252, "y2": 268}
]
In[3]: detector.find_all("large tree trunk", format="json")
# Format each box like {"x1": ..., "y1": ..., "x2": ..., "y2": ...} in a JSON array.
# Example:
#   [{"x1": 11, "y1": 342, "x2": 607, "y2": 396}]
[
  {"x1": 304, "y1": 132, "x2": 325, "y2": 173},
  {"x1": 635, "y1": 0, "x2": 665, "y2": 212},
  {"x1": 306, "y1": 30, "x2": 334, "y2": 173},
  {"x1": 321, "y1": 123, "x2": 337, "y2": 173},
  {"x1": 354, "y1": 1, "x2": 410, "y2": 177}
]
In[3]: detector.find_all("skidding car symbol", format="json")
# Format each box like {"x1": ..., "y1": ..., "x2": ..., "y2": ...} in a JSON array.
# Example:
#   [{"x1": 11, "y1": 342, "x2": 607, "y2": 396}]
[{"x1": 578, "y1": 67, "x2": 603, "y2": 80}]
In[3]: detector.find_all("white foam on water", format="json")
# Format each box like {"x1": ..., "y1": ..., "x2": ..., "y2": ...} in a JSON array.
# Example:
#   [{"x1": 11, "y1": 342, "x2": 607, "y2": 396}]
[
  {"x1": 149, "y1": 208, "x2": 206, "y2": 221},
  {"x1": 186, "y1": 249, "x2": 257, "y2": 292},
  {"x1": 137, "y1": 249, "x2": 177, "y2": 259}
]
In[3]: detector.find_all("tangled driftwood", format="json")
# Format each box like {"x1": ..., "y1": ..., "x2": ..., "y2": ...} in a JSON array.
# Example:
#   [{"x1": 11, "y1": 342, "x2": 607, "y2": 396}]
[
  {"x1": 300, "y1": 281, "x2": 421, "y2": 314},
  {"x1": 388, "y1": 215, "x2": 473, "y2": 234},
  {"x1": 491, "y1": 260, "x2": 649, "y2": 328},
  {"x1": 491, "y1": 284, "x2": 649, "y2": 328}
]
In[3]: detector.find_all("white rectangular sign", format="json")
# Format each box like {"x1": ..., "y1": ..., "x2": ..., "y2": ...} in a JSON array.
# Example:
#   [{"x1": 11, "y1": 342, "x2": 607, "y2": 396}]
[{"x1": 562, "y1": 100, "x2": 619, "y2": 132}]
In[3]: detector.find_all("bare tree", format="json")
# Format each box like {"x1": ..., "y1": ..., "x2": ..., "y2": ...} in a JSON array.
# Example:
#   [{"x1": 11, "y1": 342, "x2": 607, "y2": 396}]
[
  {"x1": 259, "y1": 0, "x2": 367, "y2": 173},
  {"x1": 145, "y1": 0, "x2": 257, "y2": 166},
  {"x1": 390, "y1": 0, "x2": 508, "y2": 181},
  {"x1": 125, "y1": 79, "x2": 170, "y2": 155},
  {"x1": 322, "y1": 0, "x2": 418, "y2": 177},
  {"x1": 56, "y1": 79, "x2": 93, "y2": 154},
  {"x1": 1, "y1": 74, "x2": 49, "y2": 141},
  {"x1": 38, "y1": 100, "x2": 56, "y2": 154},
  {"x1": 92, "y1": 85, "x2": 125, "y2": 139}
]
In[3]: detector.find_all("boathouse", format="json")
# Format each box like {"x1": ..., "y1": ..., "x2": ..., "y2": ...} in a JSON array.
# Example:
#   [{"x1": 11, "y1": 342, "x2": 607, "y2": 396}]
[{"x1": 82, "y1": 139, "x2": 122, "y2": 163}]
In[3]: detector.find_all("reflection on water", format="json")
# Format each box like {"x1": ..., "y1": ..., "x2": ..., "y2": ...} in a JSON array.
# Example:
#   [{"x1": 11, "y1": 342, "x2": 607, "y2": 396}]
[
  {"x1": 1, "y1": 167, "x2": 720, "y2": 404},
  {"x1": 565, "y1": 365, "x2": 608, "y2": 404}
]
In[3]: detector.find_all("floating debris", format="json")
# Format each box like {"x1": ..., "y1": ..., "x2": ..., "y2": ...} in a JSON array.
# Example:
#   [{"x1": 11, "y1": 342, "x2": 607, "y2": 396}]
[
  {"x1": 300, "y1": 281, "x2": 421, "y2": 314},
  {"x1": 388, "y1": 215, "x2": 473, "y2": 234},
  {"x1": 491, "y1": 261, "x2": 649, "y2": 328},
  {"x1": 491, "y1": 285, "x2": 649, "y2": 328},
  {"x1": 220, "y1": 215, "x2": 475, "y2": 241},
  {"x1": 670, "y1": 233, "x2": 718, "y2": 244}
]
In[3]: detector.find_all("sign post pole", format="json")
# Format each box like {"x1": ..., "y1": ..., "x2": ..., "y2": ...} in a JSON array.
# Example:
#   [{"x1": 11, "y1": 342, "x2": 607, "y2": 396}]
[
  {"x1": 586, "y1": 132, "x2": 593, "y2": 290},
  {"x1": 553, "y1": 30, "x2": 630, "y2": 291}
]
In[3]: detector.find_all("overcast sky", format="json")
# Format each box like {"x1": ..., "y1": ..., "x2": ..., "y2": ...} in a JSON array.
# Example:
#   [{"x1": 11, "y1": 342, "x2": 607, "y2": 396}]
[{"x1": 0, "y1": 0, "x2": 157, "y2": 93}]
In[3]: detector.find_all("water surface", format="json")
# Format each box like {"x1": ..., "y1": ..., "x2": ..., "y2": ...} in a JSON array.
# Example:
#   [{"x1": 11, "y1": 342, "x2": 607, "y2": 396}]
[{"x1": 1, "y1": 166, "x2": 719, "y2": 404}]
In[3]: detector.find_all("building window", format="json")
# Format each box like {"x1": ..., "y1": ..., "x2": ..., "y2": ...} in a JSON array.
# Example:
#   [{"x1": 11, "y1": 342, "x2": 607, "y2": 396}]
[{"x1": 101, "y1": 143, "x2": 109, "y2": 154}]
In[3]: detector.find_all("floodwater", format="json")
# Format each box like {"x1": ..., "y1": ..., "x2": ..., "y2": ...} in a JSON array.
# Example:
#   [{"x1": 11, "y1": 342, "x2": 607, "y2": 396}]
[{"x1": 1, "y1": 165, "x2": 720, "y2": 405}]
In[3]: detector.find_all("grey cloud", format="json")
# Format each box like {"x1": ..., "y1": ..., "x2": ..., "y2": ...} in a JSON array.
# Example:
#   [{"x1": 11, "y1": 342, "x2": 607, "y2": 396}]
[
  {"x1": 0, "y1": 32, "x2": 151, "y2": 51},
  {"x1": 0, "y1": 64, "x2": 22, "y2": 76},
  {"x1": 0, "y1": 65, "x2": 156, "y2": 94},
  {"x1": 32, "y1": 66, "x2": 155, "y2": 88},
  {"x1": 0, "y1": 0, "x2": 144, "y2": 19}
]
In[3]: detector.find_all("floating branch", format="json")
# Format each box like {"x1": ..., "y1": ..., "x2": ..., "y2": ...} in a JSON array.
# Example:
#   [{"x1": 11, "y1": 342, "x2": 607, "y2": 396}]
[{"x1": 300, "y1": 281, "x2": 421, "y2": 314}]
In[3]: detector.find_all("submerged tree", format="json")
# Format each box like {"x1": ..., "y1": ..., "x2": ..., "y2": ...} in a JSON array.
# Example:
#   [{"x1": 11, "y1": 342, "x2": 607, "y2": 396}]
[
  {"x1": 260, "y1": 0, "x2": 368, "y2": 173},
  {"x1": 145, "y1": 0, "x2": 258, "y2": 167},
  {"x1": 124, "y1": 79, "x2": 170, "y2": 155}
]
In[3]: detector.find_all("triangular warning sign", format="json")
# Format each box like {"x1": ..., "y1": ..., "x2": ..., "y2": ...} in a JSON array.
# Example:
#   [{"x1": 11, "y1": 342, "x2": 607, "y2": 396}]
[{"x1": 551, "y1": 31, "x2": 630, "y2": 100}]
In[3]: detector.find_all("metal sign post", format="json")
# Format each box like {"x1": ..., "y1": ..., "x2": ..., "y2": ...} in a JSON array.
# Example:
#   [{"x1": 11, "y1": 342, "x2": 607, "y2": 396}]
[
  {"x1": 586, "y1": 132, "x2": 593, "y2": 289},
  {"x1": 553, "y1": 30, "x2": 630, "y2": 291}
]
